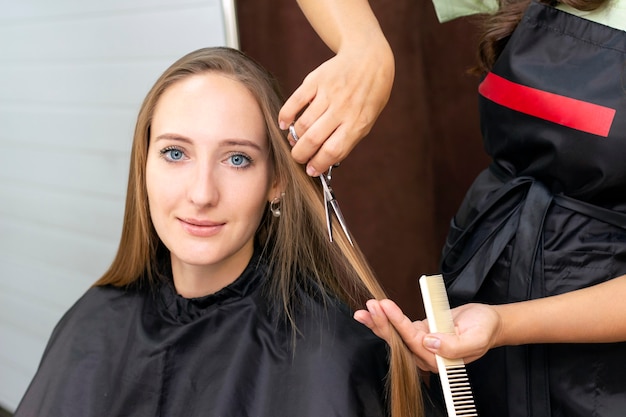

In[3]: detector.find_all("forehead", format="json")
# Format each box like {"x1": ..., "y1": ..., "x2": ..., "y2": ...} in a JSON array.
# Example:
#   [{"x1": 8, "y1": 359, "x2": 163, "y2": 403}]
[{"x1": 151, "y1": 72, "x2": 266, "y2": 142}]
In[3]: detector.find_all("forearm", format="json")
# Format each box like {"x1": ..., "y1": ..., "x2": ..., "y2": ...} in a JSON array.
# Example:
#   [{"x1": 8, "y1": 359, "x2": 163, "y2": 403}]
[
  {"x1": 494, "y1": 275, "x2": 626, "y2": 346},
  {"x1": 296, "y1": 0, "x2": 391, "y2": 53}
]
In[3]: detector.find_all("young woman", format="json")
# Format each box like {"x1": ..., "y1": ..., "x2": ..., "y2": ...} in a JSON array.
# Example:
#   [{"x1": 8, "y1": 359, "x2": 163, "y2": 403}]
[{"x1": 14, "y1": 47, "x2": 441, "y2": 417}]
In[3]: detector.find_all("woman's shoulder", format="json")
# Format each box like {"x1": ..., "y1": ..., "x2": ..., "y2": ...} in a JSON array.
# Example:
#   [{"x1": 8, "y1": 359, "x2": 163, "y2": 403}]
[
  {"x1": 48, "y1": 284, "x2": 146, "y2": 342},
  {"x1": 68, "y1": 284, "x2": 144, "y2": 314}
]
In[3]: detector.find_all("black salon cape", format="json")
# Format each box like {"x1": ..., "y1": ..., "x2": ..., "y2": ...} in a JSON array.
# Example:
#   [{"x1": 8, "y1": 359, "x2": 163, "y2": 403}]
[
  {"x1": 15, "y1": 255, "x2": 390, "y2": 417},
  {"x1": 441, "y1": 3, "x2": 626, "y2": 417}
]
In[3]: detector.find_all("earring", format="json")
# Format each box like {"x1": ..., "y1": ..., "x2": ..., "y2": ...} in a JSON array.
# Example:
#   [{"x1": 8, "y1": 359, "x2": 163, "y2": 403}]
[{"x1": 270, "y1": 195, "x2": 282, "y2": 218}]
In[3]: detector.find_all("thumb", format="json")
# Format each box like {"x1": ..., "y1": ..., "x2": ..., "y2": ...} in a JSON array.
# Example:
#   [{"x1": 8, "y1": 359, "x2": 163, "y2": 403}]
[{"x1": 422, "y1": 333, "x2": 462, "y2": 360}]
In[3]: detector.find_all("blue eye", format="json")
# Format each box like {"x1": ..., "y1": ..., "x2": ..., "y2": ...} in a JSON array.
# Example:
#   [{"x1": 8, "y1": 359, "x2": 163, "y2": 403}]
[
  {"x1": 161, "y1": 147, "x2": 185, "y2": 161},
  {"x1": 229, "y1": 153, "x2": 251, "y2": 168}
]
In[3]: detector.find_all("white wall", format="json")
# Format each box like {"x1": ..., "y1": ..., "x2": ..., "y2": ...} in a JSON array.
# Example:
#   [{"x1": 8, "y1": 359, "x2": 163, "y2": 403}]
[{"x1": 0, "y1": 0, "x2": 237, "y2": 411}]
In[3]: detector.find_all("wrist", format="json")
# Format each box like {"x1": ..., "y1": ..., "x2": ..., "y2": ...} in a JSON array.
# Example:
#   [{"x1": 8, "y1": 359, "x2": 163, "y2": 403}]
[
  {"x1": 339, "y1": 29, "x2": 392, "y2": 57},
  {"x1": 491, "y1": 303, "x2": 516, "y2": 347},
  {"x1": 337, "y1": 34, "x2": 395, "y2": 82}
]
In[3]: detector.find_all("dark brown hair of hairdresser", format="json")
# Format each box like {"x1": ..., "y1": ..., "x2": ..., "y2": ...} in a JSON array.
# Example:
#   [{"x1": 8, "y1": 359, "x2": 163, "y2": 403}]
[{"x1": 476, "y1": 0, "x2": 609, "y2": 73}]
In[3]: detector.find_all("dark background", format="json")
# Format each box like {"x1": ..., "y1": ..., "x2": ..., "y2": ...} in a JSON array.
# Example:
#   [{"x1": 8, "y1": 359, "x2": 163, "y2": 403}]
[{"x1": 236, "y1": 0, "x2": 490, "y2": 320}]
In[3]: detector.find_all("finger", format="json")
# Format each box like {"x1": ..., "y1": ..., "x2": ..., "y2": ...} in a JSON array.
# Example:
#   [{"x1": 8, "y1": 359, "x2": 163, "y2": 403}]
[
  {"x1": 298, "y1": 109, "x2": 371, "y2": 175},
  {"x1": 414, "y1": 355, "x2": 439, "y2": 374},
  {"x1": 353, "y1": 309, "x2": 374, "y2": 329},
  {"x1": 279, "y1": 79, "x2": 316, "y2": 130},
  {"x1": 303, "y1": 125, "x2": 353, "y2": 177},
  {"x1": 289, "y1": 100, "x2": 334, "y2": 166},
  {"x1": 353, "y1": 302, "x2": 392, "y2": 342},
  {"x1": 378, "y1": 299, "x2": 423, "y2": 343},
  {"x1": 378, "y1": 299, "x2": 444, "y2": 370},
  {"x1": 354, "y1": 308, "x2": 437, "y2": 372},
  {"x1": 365, "y1": 299, "x2": 395, "y2": 342},
  {"x1": 292, "y1": 89, "x2": 329, "y2": 135},
  {"x1": 359, "y1": 300, "x2": 440, "y2": 372},
  {"x1": 422, "y1": 332, "x2": 466, "y2": 361},
  {"x1": 423, "y1": 331, "x2": 488, "y2": 365},
  {"x1": 291, "y1": 113, "x2": 353, "y2": 175}
]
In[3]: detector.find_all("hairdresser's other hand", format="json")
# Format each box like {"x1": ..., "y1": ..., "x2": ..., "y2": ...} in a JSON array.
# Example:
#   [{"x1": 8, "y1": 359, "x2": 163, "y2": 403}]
[
  {"x1": 279, "y1": 39, "x2": 394, "y2": 176},
  {"x1": 354, "y1": 299, "x2": 438, "y2": 372},
  {"x1": 421, "y1": 303, "x2": 503, "y2": 371},
  {"x1": 355, "y1": 300, "x2": 503, "y2": 373}
]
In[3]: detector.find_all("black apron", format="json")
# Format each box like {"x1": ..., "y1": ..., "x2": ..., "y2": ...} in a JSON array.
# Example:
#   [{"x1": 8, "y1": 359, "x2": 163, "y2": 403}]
[{"x1": 440, "y1": 2, "x2": 626, "y2": 417}]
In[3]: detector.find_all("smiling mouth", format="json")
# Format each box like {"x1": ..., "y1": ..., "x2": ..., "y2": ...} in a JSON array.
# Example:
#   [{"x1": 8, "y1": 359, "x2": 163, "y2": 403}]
[{"x1": 178, "y1": 218, "x2": 224, "y2": 237}]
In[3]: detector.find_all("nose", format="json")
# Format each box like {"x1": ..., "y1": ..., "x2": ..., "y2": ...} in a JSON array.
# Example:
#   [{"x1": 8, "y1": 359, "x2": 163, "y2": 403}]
[{"x1": 187, "y1": 161, "x2": 219, "y2": 208}]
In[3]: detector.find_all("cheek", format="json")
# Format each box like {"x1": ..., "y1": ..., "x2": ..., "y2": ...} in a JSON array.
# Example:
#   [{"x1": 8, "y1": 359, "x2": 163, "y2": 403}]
[
  {"x1": 145, "y1": 161, "x2": 158, "y2": 209},
  {"x1": 237, "y1": 176, "x2": 273, "y2": 219},
  {"x1": 145, "y1": 159, "x2": 173, "y2": 221}
]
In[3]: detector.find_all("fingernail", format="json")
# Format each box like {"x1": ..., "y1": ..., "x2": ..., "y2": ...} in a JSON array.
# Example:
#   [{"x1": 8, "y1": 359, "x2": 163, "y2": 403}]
[
  {"x1": 279, "y1": 121, "x2": 286, "y2": 130},
  {"x1": 306, "y1": 165, "x2": 318, "y2": 177},
  {"x1": 424, "y1": 336, "x2": 441, "y2": 350}
]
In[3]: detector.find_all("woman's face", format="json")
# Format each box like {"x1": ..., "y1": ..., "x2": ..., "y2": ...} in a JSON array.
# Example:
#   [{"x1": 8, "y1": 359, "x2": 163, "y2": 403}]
[{"x1": 146, "y1": 72, "x2": 278, "y2": 295}]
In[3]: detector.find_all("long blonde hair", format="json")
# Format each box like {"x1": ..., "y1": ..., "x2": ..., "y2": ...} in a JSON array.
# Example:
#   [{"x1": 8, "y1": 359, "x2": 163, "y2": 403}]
[{"x1": 95, "y1": 47, "x2": 422, "y2": 417}]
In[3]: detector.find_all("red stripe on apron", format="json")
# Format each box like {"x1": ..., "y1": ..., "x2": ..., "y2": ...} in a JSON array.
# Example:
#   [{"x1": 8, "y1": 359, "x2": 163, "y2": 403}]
[{"x1": 479, "y1": 72, "x2": 615, "y2": 137}]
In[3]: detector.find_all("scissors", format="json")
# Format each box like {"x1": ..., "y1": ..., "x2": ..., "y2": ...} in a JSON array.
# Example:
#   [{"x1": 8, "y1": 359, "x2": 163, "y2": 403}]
[{"x1": 289, "y1": 124, "x2": 354, "y2": 246}]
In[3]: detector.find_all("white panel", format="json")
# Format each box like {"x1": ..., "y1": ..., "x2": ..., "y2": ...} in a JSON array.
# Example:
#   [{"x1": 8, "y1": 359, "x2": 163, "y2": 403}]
[
  {"x1": 0, "y1": 1, "x2": 238, "y2": 412},
  {"x1": 0, "y1": 63, "x2": 166, "y2": 107},
  {"x1": 0, "y1": 294, "x2": 63, "y2": 368},
  {"x1": 0, "y1": 342, "x2": 37, "y2": 413},
  {"x1": 0, "y1": 0, "x2": 215, "y2": 20},
  {"x1": 0, "y1": 6, "x2": 226, "y2": 63},
  {"x1": 0, "y1": 142, "x2": 129, "y2": 197},
  {"x1": 0, "y1": 104, "x2": 135, "y2": 152},
  {"x1": 0, "y1": 182, "x2": 125, "y2": 241},
  {"x1": 1, "y1": 256, "x2": 93, "y2": 312},
  {"x1": 0, "y1": 219, "x2": 118, "y2": 282}
]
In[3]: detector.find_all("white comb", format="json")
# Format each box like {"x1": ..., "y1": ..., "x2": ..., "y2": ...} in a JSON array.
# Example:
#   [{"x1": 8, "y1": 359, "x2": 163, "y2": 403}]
[{"x1": 419, "y1": 274, "x2": 478, "y2": 417}]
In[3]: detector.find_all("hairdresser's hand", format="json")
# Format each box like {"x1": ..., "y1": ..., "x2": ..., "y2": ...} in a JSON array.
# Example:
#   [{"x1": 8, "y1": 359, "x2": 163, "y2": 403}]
[
  {"x1": 420, "y1": 303, "x2": 503, "y2": 369},
  {"x1": 279, "y1": 40, "x2": 394, "y2": 176},
  {"x1": 354, "y1": 300, "x2": 503, "y2": 373},
  {"x1": 354, "y1": 299, "x2": 437, "y2": 372}
]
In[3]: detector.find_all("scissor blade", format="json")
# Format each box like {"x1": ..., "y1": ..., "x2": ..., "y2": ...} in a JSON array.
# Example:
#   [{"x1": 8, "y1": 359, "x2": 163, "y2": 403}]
[
  {"x1": 329, "y1": 199, "x2": 354, "y2": 246},
  {"x1": 320, "y1": 176, "x2": 334, "y2": 242},
  {"x1": 319, "y1": 174, "x2": 354, "y2": 246},
  {"x1": 325, "y1": 196, "x2": 333, "y2": 242}
]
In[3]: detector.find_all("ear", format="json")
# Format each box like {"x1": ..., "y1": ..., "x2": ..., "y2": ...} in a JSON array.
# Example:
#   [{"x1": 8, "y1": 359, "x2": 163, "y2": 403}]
[{"x1": 266, "y1": 174, "x2": 285, "y2": 203}]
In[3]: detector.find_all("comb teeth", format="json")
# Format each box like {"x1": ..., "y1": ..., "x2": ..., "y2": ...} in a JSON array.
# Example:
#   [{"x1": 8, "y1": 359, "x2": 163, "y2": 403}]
[{"x1": 419, "y1": 275, "x2": 478, "y2": 417}]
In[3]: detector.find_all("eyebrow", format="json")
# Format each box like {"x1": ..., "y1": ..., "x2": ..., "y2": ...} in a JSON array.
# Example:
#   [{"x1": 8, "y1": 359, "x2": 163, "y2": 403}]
[
  {"x1": 154, "y1": 134, "x2": 264, "y2": 151},
  {"x1": 153, "y1": 133, "x2": 193, "y2": 144},
  {"x1": 219, "y1": 139, "x2": 264, "y2": 151}
]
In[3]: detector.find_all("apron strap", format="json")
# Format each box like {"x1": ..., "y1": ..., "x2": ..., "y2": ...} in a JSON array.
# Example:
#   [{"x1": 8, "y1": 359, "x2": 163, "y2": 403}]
[
  {"x1": 507, "y1": 180, "x2": 552, "y2": 417},
  {"x1": 441, "y1": 172, "x2": 534, "y2": 304}
]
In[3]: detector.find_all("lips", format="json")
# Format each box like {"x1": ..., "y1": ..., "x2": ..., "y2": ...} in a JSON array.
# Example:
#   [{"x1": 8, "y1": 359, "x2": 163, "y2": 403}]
[{"x1": 178, "y1": 218, "x2": 225, "y2": 237}]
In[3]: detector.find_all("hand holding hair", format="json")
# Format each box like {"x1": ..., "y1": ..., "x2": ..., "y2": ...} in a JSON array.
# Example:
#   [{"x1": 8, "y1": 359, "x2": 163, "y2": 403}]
[
  {"x1": 354, "y1": 299, "x2": 438, "y2": 372},
  {"x1": 354, "y1": 299, "x2": 502, "y2": 373},
  {"x1": 356, "y1": 274, "x2": 626, "y2": 376}
]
